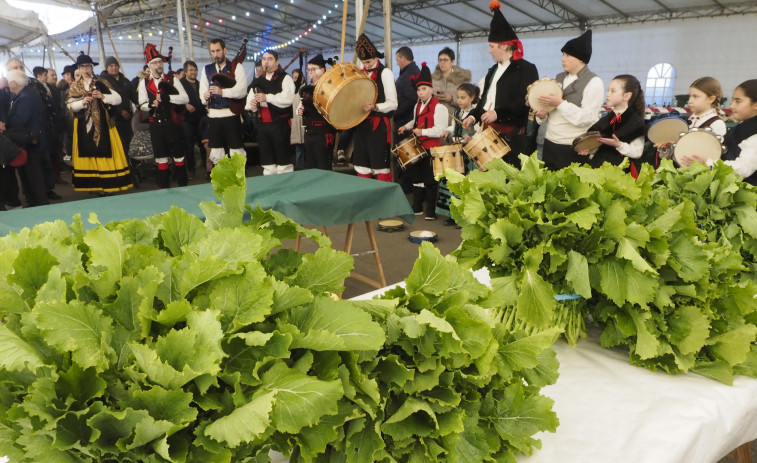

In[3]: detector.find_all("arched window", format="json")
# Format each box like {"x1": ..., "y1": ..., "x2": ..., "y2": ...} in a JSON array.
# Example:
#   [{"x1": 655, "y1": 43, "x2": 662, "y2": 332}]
[{"x1": 645, "y1": 63, "x2": 676, "y2": 106}]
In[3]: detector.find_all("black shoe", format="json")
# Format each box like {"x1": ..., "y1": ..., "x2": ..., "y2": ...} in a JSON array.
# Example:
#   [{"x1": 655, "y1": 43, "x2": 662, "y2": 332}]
[
  {"x1": 47, "y1": 190, "x2": 62, "y2": 200},
  {"x1": 444, "y1": 218, "x2": 455, "y2": 226}
]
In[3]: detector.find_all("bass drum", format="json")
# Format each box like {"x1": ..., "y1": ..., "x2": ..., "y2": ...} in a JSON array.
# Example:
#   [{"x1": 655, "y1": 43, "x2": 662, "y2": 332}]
[{"x1": 313, "y1": 62, "x2": 378, "y2": 130}]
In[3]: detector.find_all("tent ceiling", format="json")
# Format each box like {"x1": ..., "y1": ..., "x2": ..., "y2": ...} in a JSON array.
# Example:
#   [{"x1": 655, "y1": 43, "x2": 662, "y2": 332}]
[{"x1": 49, "y1": 0, "x2": 757, "y2": 56}]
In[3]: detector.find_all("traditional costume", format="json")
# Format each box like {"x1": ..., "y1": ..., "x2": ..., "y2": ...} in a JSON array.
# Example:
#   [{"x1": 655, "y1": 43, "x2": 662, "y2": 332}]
[
  {"x1": 66, "y1": 54, "x2": 132, "y2": 193},
  {"x1": 586, "y1": 109, "x2": 646, "y2": 176},
  {"x1": 299, "y1": 54, "x2": 337, "y2": 170}
]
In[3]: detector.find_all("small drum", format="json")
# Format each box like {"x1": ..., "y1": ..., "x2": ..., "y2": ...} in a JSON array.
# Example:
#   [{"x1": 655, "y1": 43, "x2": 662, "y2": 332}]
[
  {"x1": 526, "y1": 77, "x2": 563, "y2": 112},
  {"x1": 430, "y1": 144, "x2": 466, "y2": 177},
  {"x1": 673, "y1": 129, "x2": 724, "y2": 165},
  {"x1": 409, "y1": 230, "x2": 438, "y2": 244},
  {"x1": 378, "y1": 219, "x2": 404, "y2": 232},
  {"x1": 647, "y1": 116, "x2": 689, "y2": 145},
  {"x1": 572, "y1": 131, "x2": 602, "y2": 153},
  {"x1": 313, "y1": 62, "x2": 378, "y2": 130},
  {"x1": 463, "y1": 127, "x2": 511, "y2": 172},
  {"x1": 392, "y1": 136, "x2": 427, "y2": 169}
]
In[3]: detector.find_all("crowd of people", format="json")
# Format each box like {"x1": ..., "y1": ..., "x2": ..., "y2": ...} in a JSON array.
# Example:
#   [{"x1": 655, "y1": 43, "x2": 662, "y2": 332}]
[{"x1": 2, "y1": 1, "x2": 757, "y2": 219}]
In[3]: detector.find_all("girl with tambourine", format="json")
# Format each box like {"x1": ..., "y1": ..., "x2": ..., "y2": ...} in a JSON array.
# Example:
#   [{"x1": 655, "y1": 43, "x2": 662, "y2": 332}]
[
  {"x1": 678, "y1": 79, "x2": 757, "y2": 185},
  {"x1": 576, "y1": 74, "x2": 646, "y2": 178}
]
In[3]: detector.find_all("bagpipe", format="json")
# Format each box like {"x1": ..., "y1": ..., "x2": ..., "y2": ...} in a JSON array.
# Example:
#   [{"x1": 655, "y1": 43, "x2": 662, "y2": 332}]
[{"x1": 210, "y1": 38, "x2": 248, "y2": 115}]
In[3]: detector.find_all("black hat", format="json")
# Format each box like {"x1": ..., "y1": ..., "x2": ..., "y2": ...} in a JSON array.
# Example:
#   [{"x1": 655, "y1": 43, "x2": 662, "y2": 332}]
[
  {"x1": 62, "y1": 64, "x2": 76, "y2": 76},
  {"x1": 75, "y1": 53, "x2": 98, "y2": 67},
  {"x1": 307, "y1": 53, "x2": 337, "y2": 69},
  {"x1": 356, "y1": 33, "x2": 384, "y2": 60},
  {"x1": 488, "y1": 1, "x2": 517, "y2": 43},
  {"x1": 410, "y1": 62, "x2": 433, "y2": 89},
  {"x1": 143, "y1": 43, "x2": 167, "y2": 64},
  {"x1": 561, "y1": 29, "x2": 592, "y2": 64}
]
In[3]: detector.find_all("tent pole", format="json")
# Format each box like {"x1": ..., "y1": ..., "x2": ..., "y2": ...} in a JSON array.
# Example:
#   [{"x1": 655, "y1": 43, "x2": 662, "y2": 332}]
[
  {"x1": 183, "y1": 0, "x2": 194, "y2": 61},
  {"x1": 383, "y1": 0, "x2": 391, "y2": 71},
  {"x1": 176, "y1": 0, "x2": 187, "y2": 64},
  {"x1": 92, "y1": 1, "x2": 107, "y2": 64}
]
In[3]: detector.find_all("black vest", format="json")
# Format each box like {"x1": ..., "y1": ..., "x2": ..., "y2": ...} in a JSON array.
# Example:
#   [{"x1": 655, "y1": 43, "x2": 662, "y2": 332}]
[
  {"x1": 299, "y1": 85, "x2": 329, "y2": 127},
  {"x1": 204, "y1": 62, "x2": 231, "y2": 110},
  {"x1": 250, "y1": 67, "x2": 293, "y2": 120},
  {"x1": 368, "y1": 63, "x2": 392, "y2": 118},
  {"x1": 145, "y1": 76, "x2": 175, "y2": 123},
  {"x1": 722, "y1": 115, "x2": 757, "y2": 185},
  {"x1": 588, "y1": 109, "x2": 646, "y2": 166}
]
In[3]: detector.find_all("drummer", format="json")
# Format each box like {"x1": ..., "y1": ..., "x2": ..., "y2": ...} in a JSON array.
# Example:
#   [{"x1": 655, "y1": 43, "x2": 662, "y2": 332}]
[
  {"x1": 397, "y1": 63, "x2": 449, "y2": 220},
  {"x1": 578, "y1": 75, "x2": 647, "y2": 177},
  {"x1": 679, "y1": 79, "x2": 757, "y2": 185},
  {"x1": 297, "y1": 54, "x2": 337, "y2": 170},
  {"x1": 462, "y1": 0, "x2": 538, "y2": 169},
  {"x1": 533, "y1": 30, "x2": 604, "y2": 171},
  {"x1": 354, "y1": 33, "x2": 398, "y2": 182}
]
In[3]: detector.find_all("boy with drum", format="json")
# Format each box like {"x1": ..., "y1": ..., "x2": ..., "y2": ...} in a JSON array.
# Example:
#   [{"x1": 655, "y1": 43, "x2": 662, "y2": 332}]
[
  {"x1": 462, "y1": 1, "x2": 538, "y2": 169},
  {"x1": 533, "y1": 30, "x2": 604, "y2": 171},
  {"x1": 354, "y1": 33, "x2": 398, "y2": 182},
  {"x1": 397, "y1": 63, "x2": 449, "y2": 220}
]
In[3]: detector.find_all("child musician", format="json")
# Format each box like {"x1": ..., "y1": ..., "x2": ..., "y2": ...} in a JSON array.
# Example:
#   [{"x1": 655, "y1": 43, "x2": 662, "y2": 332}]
[
  {"x1": 397, "y1": 63, "x2": 449, "y2": 220},
  {"x1": 578, "y1": 74, "x2": 646, "y2": 177},
  {"x1": 298, "y1": 54, "x2": 337, "y2": 170}
]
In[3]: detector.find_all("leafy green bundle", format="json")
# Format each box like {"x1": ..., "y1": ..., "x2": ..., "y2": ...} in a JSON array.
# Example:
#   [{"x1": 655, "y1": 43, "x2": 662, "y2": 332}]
[
  {"x1": 445, "y1": 156, "x2": 757, "y2": 383},
  {"x1": 0, "y1": 155, "x2": 559, "y2": 462}
]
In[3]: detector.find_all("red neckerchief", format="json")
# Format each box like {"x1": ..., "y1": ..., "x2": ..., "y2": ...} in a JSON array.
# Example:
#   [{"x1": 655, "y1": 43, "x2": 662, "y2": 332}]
[
  {"x1": 363, "y1": 61, "x2": 382, "y2": 81},
  {"x1": 610, "y1": 111, "x2": 622, "y2": 130}
]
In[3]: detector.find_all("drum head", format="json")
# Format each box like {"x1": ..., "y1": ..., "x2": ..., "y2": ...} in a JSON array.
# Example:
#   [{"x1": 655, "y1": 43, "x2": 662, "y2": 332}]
[
  {"x1": 647, "y1": 117, "x2": 688, "y2": 144},
  {"x1": 527, "y1": 78, "x2": 563, "y2": 112},
  {"x1": 572, "y1": 132, "x2": 602, "y2": 152},
  {"x1": 673, "y1": 131, "x2": 723, "y2": 164},
  {"x1": 409, "y1": 230, "x2": 438, "y2": 243},
  {"x1": 314, "y1": 64, "x2": 377, "y2": 130}
]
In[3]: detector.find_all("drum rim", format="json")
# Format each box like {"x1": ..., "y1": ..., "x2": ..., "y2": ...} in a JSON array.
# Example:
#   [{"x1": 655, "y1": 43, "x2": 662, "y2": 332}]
[
  {"x1": 526, "y1": 78, "x2": 563, "y2": 110},
  {"x1": 312, "y1": 63, "x2": 378, "y2": 130},
  {"x1": 673, "y1": 130, "x2": 723, "y2": 160},
  {"x1": 646, "y1": 117, "x2": 689, "y2": 144}
]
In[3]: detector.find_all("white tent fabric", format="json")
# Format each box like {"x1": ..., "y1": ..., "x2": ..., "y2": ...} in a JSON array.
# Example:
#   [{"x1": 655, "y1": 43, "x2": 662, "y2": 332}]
[{"x1": 0, "y1": 0, "x2": 47, "y2": 52}]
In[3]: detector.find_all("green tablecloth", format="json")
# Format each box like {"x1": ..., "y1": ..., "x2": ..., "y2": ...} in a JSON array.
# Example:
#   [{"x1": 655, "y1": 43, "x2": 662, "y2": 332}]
[{"x1": 0, "y1": 170, "x2": 415, "y2": 235}]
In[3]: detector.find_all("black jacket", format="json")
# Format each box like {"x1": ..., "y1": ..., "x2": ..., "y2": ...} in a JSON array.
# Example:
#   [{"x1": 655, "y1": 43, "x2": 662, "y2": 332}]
[
  {"x1": 180, "y1": 77, "x2": 206, "y2": 123},
  {"x1": 100, "y1": 71, "x2": 135, "y2": 120},
  {"x1": 394, "y1": 61, "x2": 421, "y2": 127},
  {"x1": 471, "y1": 58, "x2": 539, "y2": 129}
]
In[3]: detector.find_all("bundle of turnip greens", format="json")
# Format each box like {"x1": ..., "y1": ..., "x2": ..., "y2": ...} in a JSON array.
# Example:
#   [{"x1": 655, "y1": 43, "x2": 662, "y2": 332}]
[
  {"x1": 446, "y1": 155, "x2": 757, "y2": 384},
  {"x1": 0, "y1": 155, "x2": 559, "y2": 462}
]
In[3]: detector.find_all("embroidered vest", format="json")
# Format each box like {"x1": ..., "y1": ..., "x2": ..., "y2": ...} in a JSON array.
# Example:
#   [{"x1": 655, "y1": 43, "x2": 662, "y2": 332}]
[
  {"x1": 205, "y1": 62, "x2": 231, "y2": 110},
  {"x1": 415, "y1": 97, "x2": 441, "y2": 149},
  {"x1": 145, "y1": 75, "x2": 174, "y2": 123}
]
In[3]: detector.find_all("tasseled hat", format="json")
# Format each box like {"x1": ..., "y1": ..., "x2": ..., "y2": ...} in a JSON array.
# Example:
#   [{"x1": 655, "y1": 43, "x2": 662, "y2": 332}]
[
  {"x1": 561, "y1": 29, "x2": 593, "y2": 64},
  {"x1": 308, "y1": 53, "x2": 337, "y2": 68},
  {"x1": 356, "y1": 33, "x2": 384, "y2": 60},
  {"x1": 487, "y1": 1, "x2": 523, "y2": 60},
  {"x1": 143, "y1": 43, "x2": 167, "y2": 64},
  {"x1": 410, "y1": 62, "x2": 433, "y2": 89}
]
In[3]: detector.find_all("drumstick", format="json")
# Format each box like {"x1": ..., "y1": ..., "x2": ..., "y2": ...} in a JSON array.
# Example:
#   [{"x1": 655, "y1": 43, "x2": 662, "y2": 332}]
[{"x1": 452, "y1": 115, "x2": 466, "y2": 125}]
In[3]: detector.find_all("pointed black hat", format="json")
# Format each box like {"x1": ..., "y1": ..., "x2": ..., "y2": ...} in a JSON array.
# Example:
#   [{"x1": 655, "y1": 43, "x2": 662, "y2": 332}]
[{"x1": 561, "y1": 29, "x2": 593, "y2": 64}]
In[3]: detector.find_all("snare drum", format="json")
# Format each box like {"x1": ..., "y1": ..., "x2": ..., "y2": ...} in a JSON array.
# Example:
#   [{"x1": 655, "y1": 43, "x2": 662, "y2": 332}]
[
  {"x1": 463, "y1": 127, "x2": 511, "y2": 171},
  {"x1": 392, "y1": 136, "x2": 427, "y2": 169},
  {"x1": 647, "y1": 116, "x2": 689, "y2": 145},
  {"x1": 673, "y1": 129, "x2": 724, "y2": 165},
  {"x1": 526, "y1": 77, "x2": 563, "y2": 112},
  {"x1": 313, "y1": 63, "x2": 377, "y2": 130},
  {"x1": 572, "y1": 131, "x2": 602, "y2": 153},
  {"x1": 430, "y1": 144, "x2": 466, "y2": 177}
]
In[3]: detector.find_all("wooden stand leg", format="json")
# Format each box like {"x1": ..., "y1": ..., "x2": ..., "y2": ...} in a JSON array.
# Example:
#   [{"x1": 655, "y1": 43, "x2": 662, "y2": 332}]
[
  {"x1": 344, "y1": 221, "x2": 387, "y2": 289},
  {"x1": 727, "y1": 442, "x2": 753, "y2": 463}
]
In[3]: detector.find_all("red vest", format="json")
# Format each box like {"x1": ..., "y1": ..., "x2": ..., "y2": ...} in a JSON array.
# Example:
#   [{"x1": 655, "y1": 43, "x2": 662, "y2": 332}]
[{"x1": 415, "y1": 97, "x2": 442, "y2": 149}]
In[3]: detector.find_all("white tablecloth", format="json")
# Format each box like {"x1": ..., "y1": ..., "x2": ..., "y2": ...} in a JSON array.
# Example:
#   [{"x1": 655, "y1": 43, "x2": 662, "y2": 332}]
[{"x1": 354, "y1": 270, "x2": 757, "y2": 463}]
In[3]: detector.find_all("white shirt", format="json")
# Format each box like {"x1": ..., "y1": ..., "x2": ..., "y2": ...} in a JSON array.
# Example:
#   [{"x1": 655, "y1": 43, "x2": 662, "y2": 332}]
[
  {"x1": 137, "y1": 74, "x2": 189, "y2": 112},
  {"x1": 67, "y1": 77, "x2": 122, "y2": 111},
  {"x1": 199, "y1": 61, "x2": 248, "y2": 118},
  {"x1": 539, "y1": 74, "x2": 605, "y2": 145},
  {"x1": 445, "y1": 107, "x2": 480, "y2": 140},
  {"x1": 707, "y1": 133, "x2": 757, "y2": 179},
  {"x1": 478, "y1": 61, "x2": 510, "y2": 113},
  {"x1": 601, "y1": 108, "x2": 645, "y2": 160},
  {"x1": 402, "y1": 98, "x2": 449, "y2": 139},
  {"x1": 689, "y1": 108, "x2": 727, "y2": 137},
  {"x1": 246, "y1": 73, "x2": 295, "y2": 111},
  {"x1": 375, "y1": 67, "x2": 398, "y2": 114}
]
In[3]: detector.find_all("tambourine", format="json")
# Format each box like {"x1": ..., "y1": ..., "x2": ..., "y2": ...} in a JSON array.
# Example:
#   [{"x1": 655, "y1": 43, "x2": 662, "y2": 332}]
[
  {"x1": 378, "y1": 219, "x2": 404, "y2": 232},
  {"x1": 673, "y1": 128, "x2": 725, "y2": 165},
  {"x1": 572, "y1": 131, "x2": 602, "y2": 153},
  {"x1": 409, "y1": 230, "x2": 438, "y2": 244},
  {"x1": 646, "y1": 116, "x2": 688, "y2": 145},
  {"x1": 526, "y1": 77, "x2": 562, "y2": 112}
]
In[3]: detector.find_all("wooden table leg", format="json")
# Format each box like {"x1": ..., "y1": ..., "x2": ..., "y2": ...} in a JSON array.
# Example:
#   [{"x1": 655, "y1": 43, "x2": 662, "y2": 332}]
[{"x1": 727, "y1": 441, "x2": 753, "y2": 463}]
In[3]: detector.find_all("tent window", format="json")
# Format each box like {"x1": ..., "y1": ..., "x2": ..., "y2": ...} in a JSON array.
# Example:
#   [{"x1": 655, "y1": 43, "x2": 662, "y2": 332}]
[{"x1": 645, "y1": 63, "x2": 676, "y2": 106}]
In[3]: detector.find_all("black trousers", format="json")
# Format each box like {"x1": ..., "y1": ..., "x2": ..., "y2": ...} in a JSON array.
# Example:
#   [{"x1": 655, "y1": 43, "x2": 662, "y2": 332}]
[
  {"x1": 257, "y1": 119, "x2": 292, "y2": 166},
  {"x1": 115, "y1": 116, "x2": 134, "y2": 158},
  {"x1": 353, "y1": 116, "x2": 390, "y2": 170},
  {"x1": 542, "y1": 139, "x2": 587, "y2": 171},
  {"x1": 304, "y1": 125, "x2": 336, "y2": 170},
  {"x1": 181, "y1": 119, "x2": 204, "y2": 173},
  {"x1": 209, "y1": 115, "x2": 244, "y2": 149}
]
